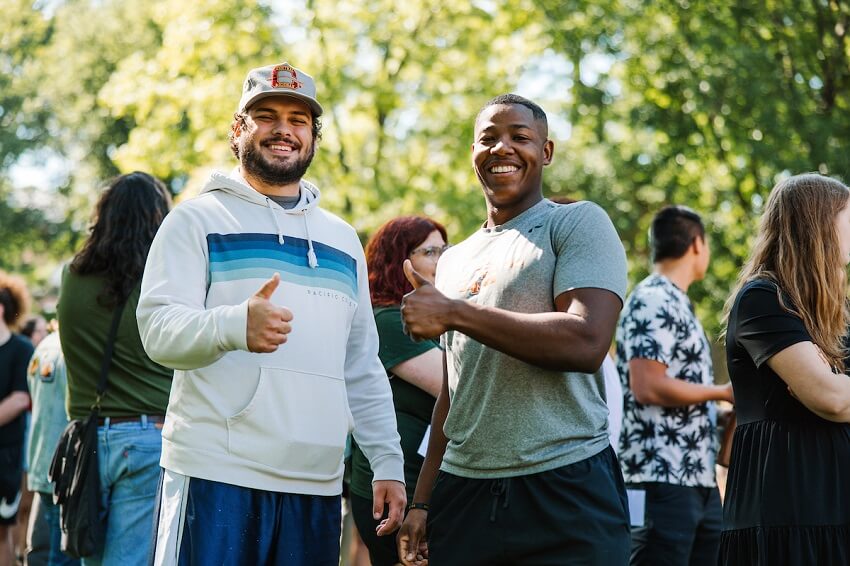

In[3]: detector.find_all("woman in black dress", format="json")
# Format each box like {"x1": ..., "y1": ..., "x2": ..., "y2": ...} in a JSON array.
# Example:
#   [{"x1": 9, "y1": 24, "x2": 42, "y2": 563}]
[{"x1": 722, "y1": 173, "x2": 850, "y2": 565}]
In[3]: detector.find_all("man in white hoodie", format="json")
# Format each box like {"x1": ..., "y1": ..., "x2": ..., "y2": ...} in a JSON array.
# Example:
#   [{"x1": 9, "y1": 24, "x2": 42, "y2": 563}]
[{"x1": 138, "y1": 63, "x2": 406, "y2": 565}]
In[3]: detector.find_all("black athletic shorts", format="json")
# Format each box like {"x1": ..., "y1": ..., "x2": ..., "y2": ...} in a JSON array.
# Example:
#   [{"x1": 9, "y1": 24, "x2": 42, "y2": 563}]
[
  {"x1": 427, "y1": 445, "x2": 631, "y2": 566},
  {"x1": 0, "y1": 443, "x2": 23, "y2": 525}
]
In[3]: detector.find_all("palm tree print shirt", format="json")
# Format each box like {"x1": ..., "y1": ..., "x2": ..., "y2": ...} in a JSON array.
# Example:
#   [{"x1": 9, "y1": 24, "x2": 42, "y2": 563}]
[{"x1": 615, "y1": 273, "x2": 717, "y2": 488}]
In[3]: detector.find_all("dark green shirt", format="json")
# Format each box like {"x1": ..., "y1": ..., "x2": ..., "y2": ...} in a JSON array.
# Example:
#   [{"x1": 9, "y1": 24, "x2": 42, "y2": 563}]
[
  {"x1": 58, "y1": 271, "x2": 173, "y2": 419},
  {"x1": 349, "y1": 306, "x2": 438, "y2": 500}
]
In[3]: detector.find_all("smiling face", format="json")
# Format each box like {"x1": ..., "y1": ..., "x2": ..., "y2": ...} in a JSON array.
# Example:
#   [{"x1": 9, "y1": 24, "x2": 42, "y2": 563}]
[
  {"x1": 238, "y1": 96, "x2": 316, "y2": 190},
  {"x1": 472, "y1": 103, "x2": 553, "y2": 224}
]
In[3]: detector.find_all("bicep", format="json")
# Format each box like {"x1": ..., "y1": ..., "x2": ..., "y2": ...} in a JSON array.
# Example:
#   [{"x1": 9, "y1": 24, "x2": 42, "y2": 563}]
[
  {"x1": 766, "y1": 341, "x2": 836, "y2": 393},
  {"x1": 388, "y1": 348, "x2": 443, "y2": 398},
  {"x1": 554, "y1": 287, "x2": 622, "y2": 343},
  {"x1": 628, "y1": 358, "x2": 668, "y2": 394}
]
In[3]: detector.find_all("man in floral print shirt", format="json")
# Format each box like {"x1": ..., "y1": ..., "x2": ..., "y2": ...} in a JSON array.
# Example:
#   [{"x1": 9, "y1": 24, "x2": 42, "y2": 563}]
[{"x1": 616, "y1": 205, "x2": 734, "y2": 566}]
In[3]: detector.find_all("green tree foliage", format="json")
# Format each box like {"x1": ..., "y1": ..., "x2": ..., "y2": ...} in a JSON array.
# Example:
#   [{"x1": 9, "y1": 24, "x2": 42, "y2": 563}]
[
  {"x1": 5, "y1": 0, "x2": 850, "y2": 336},
  {"x1": 537, "y1": 0, "x2": 850, "y2": 333}
]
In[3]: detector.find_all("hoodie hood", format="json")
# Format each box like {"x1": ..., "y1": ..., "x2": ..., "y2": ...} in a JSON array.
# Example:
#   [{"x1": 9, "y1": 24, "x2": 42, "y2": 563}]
[
  {"x1": 201, "y1": 168, "x2": 322, "y2": 267},
  {"x1": 201, "y1": 168, "x2": 321, "y2": 213}
]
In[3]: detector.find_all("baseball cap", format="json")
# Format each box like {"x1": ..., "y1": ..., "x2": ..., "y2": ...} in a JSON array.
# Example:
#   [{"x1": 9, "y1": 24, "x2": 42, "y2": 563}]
[{"x1": 237, "y1": 62, "x2": 323, "y2": 117}]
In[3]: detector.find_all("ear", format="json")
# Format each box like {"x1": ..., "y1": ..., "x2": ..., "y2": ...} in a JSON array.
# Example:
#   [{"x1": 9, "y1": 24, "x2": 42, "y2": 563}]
[
  {"x1": 542, "y1": 139, "x2": 554, "y2": 166},
  {"x1": 692, "y1": 235, "x2": 706, "y2": 256}
]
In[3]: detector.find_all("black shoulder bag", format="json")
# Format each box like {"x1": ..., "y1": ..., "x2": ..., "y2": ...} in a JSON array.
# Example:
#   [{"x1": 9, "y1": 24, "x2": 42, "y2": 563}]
[{"x1": 48, "y1": 301, "x2": 125, "y2": 558}]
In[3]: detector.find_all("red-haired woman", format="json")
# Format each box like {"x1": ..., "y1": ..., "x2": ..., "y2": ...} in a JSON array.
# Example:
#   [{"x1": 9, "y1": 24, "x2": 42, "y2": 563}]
[{"x1": 349, "y1": 216, "x2": 448, "y2": 566}]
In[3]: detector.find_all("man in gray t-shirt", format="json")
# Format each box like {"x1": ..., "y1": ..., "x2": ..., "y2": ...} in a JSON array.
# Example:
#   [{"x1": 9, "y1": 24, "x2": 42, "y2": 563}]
[{"x1": 397, "y1": 94, "x2": 630, "y2": 566}]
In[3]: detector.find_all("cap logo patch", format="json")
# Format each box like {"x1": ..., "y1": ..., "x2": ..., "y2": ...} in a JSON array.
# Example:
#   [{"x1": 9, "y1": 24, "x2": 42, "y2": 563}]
[{"x1": 271, "y1": 64, "x2": 302, "y2": 90}]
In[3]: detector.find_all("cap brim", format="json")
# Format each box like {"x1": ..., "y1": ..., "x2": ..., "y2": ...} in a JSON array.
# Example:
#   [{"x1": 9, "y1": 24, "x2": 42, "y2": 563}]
[{"x1": 242, "y1": 92, "x2": 323, "y2": 117}]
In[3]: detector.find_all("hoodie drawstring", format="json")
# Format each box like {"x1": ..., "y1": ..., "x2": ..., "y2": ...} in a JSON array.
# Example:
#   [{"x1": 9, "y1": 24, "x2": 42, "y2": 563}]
[
  {"x1": 266, "y1": 199, "x2": 285, "y2": 246},
  {"x1": 266, "y1": 197, "x2": 319, "y2": 269},
  {"x1": 303, "y1": 213, "x2": 319, "y2": 268}
]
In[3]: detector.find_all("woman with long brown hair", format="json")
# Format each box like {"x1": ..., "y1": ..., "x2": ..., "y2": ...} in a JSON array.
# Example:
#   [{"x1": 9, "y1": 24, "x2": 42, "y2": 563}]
[
  {"x1": 348, "y1": 216, "x2": 448, "y2": 566},
  {"x1": 57, "y1": 171, "x2": 172, "y2": 565},
  {"x1": 721, "y1": 173, "x2": 850, "y2": 564}
]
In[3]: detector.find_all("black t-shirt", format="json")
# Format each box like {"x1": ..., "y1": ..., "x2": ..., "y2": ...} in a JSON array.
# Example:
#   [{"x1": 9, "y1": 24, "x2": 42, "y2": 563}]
[
  {"x1": 726, "y1": 279, "x2": 822, "y2": 424},
  {"x1": 0, "y1": 334, "x2": 34, "y2": 446}
]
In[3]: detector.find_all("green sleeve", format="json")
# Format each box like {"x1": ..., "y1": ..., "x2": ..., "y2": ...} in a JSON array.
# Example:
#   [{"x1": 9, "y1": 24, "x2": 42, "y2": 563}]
[{"x1": 373, "y1": 307, "x2": 439, "y2": 371}]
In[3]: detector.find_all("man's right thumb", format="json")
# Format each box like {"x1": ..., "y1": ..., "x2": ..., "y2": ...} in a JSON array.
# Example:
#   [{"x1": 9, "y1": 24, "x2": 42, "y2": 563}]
[
  {"x1": 254, "y1": 273, "x2": 280, "y2": 299},
  {"x1": 403, "y1": 259, "x2": 429, "y2": 290}
]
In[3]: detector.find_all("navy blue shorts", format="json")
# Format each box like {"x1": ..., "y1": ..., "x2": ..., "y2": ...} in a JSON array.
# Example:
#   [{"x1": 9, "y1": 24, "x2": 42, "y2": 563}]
[
  {"x1": 427, "y1": 446, "x2": 631, "y2": 565},
  {"x1": 153, "y1": 470, "x2": 341, "y2": 566}
]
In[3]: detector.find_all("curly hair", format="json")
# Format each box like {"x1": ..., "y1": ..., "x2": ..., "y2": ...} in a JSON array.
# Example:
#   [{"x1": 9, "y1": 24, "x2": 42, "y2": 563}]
[
  {"x1": 0, "y1": 271, "x2": 31, "y2": 330},
  {"x1": 365, "y1": 216, "x2": 447, "y2": 307},
  {"x1": 70, "y1": 171, "x2": 172, "y2": 308},
  {"x1": 229, "y1": 110, "x2": 323, "y2": 159}
]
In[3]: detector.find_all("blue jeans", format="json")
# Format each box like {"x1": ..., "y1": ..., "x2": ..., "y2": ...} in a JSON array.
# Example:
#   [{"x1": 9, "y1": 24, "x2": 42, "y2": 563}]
[
  {"x1": 29, "y1": 491, "x2": 80, "y2": 566},
  {"x1": 81, "y1": 418, "x2": 162, "y2": 566}
]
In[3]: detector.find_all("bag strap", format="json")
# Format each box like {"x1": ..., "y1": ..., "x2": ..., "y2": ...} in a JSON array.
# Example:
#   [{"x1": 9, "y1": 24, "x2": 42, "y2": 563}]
[{"x1": 91, "y1": 300, "x2": 127, "y2": 412}]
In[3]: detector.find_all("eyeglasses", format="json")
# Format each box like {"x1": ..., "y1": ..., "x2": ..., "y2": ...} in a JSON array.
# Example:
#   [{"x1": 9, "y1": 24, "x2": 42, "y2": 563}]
[{"x1": 409, "y1": 244, "x2": 451, "y2": 260}]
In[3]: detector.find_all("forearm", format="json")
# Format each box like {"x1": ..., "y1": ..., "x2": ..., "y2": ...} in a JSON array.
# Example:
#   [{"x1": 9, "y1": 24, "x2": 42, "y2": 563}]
[
  {"x1": 791, "y1": 374, "x2": 850, "y2": 422},
  {"x1": 448, "y1": 300, "x2": 606, "y2": 372},
  {"x1": 391, "y1": 349, "x2": 443, "y2": 398},
  {"x1": 0, "y1": 391, "x2": 29, "y2": 427},
  {"x1": 634, "y1": 378, "x2": 727, "y2": 407},
  {"x1": 137, "y1": 301, "x2": 248, "y2": 369}
]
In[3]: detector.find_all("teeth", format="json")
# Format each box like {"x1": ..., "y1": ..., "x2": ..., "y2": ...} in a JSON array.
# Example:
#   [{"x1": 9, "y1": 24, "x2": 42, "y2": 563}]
[
  {"x1": 268, "y1": 144, "x2": 293, "y2": 152},
  {"x1": 490, "y1": 165, "x2": 518, "y2": 173}
]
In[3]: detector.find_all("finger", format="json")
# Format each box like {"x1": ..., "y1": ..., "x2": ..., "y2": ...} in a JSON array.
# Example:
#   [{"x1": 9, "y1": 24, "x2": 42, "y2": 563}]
[
  {"x1": 405, "y1": 534, "x2": 421, "y2": 564},
  {"x1": 403, "y1": 259, "x2": 429, "y2": 290},
  {"x1": 254, "y1": 273, "x2": 280, "y2": 299},
  {"x1": 398, "y1": 531, "x2": 419, "y2": 565},
  {"x1": 277, "y1": 321, "x2": 292, "y2": 336},
  {"x1": 278, "y1": 306, "x2": 294, "y2": 322},
  {"x1": 376, "y1": 512, "x2": 400, "y2": 536},
  {"x1": 372, "y1": 486, "x2": 385, "y2": 520},
  {"x1": 386, "y1": 489, "x2": 405, "y2": 529}
]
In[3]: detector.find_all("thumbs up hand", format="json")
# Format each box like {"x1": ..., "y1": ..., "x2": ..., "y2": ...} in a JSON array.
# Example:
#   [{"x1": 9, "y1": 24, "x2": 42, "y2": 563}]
[
  {"x1": 247, "y1": 273, "x2": 294, "y2": 353},
  {"x1": 401, "y1": 259, "x2": 453, "y2": 341}
]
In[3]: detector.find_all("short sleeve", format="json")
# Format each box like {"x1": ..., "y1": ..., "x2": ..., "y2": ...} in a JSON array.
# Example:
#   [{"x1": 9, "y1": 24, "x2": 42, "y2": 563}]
[
  {"x1": 374, "y1": 308, "x2": 439, "y2": 371},
  {"x1": 733, "y1": 282, "x2": 812, "y2": 368},
  {"x1": 622, "y1": 288, "x2": 677, "y2": 367},
  {"x1": 551, "y1": 202, "x2": 628, "y2": 303},
  {"x1": 12, "y1": 337, "x2": 34, "y2": 393}
]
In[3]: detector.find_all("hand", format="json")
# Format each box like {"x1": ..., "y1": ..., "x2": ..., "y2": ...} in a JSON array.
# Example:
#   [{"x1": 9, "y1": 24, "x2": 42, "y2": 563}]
[
  {"x1": 397, "y1": 508, "x2": 429, "y2": 566},
  {"x1": 372, "y1": 480, "x2": 406, "y2": 536},
  {"x1": 246, "y1": 274, "x2": 294, "y2": 353},
  {"x1": 401, "y1": 260, "x2": 454, "y2": 340}
]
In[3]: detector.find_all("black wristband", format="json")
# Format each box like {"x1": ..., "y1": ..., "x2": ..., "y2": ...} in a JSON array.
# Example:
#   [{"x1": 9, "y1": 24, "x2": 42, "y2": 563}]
[{"x1": 407, "y1": 502, "x2": 429, "y2": 512}]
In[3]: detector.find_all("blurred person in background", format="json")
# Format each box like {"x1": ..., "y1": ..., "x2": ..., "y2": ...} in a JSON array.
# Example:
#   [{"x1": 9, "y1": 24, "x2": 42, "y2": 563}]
[
  {"x1": 15, "y1": 314, "x2": 49, "y2": 562},
  {"x1": 57, "y1": 172, "x2": 173, "y2": 566},
  {"x1": 0, "y1": 272, "x2": 34, "y2": 566},
  {"x1": 25, "y1": 324, "x2": 79, "y2": 566},
  {"x1": 348, "y1": 216, "x2": 447, "y2": 565},
  {"x1": 721, "y1": 173, "x2": 850, "y2": 565},
  {"x1": 617, "y1": 205, "x2": 733, "y2": 566}
]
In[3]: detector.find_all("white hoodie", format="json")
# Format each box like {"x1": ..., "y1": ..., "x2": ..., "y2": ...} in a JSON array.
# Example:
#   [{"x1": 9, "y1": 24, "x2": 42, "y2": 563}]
[{"x1": 138, "y1": 170, "x2": 404, "y2": 495}]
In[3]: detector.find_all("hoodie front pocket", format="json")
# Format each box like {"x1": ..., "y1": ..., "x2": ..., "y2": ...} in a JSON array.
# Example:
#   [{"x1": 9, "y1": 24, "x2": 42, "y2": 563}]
[{"x1": 226, "y1": 366, "x2": 350, "y2": 480}]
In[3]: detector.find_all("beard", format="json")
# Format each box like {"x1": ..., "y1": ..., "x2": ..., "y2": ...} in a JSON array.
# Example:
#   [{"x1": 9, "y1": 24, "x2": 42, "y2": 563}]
[{"x1": 241, "y1": 136, "x2": 316, "y2": 186}]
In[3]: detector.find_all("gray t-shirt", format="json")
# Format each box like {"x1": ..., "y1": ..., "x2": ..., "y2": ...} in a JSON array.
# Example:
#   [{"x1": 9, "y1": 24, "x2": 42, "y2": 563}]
[
  {"x1": 436, "y1": 199, "x2": 628, "y2": 478},
  {"x1": 268, "y1": 193, "x2": 301, "y2": 210}
]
